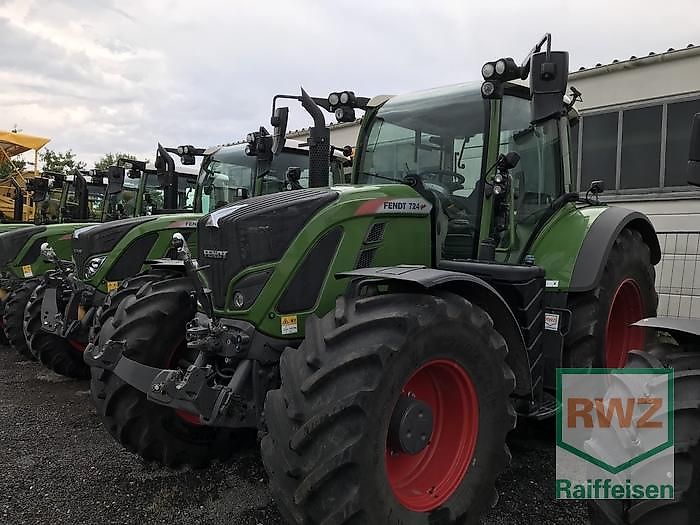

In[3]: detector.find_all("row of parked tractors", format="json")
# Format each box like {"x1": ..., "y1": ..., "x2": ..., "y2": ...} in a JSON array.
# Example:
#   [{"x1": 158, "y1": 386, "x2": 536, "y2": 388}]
[{"x1": 1, "y1": 35, "x2": 698, "y2": 524}]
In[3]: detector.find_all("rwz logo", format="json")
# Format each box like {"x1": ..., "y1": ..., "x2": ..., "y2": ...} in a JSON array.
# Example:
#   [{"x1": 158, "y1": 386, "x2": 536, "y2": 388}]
[{"x1": 203, "y1": 249, "x2": 228, "y2": 259}]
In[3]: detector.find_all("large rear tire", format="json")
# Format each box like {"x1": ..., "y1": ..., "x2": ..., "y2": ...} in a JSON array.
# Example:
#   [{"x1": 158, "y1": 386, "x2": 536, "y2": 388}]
[
  {"x1": 3, "y1": 279, "x2": 40, "y2": 360},
  {"x1": 565, "y1": 227, "x2": 657, "y2": 368},
  {"x1": 89, "y1": 276, "x2": 242, "y2": 468},
  {"x1": 262, "y1": 292, "x2": 516, "y2": 524},
  {"x1": 588, "y1": 343, "x2": 700, "y2": 525},
  {"x1": 24, "y1": 282, "x2": 89, "y2": 379}
]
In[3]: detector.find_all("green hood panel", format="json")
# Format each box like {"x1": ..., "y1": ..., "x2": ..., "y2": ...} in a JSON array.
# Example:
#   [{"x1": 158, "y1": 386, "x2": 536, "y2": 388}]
[
  {"x1": 529, "y1": 203, "x2": 607, "y2": 291},
  {"x1": 2, "y1": 222, "x2": 96, "y2": 279},
  {"x1": 77, "y1": 213, "x2": 202, "y2": 292},
  {"x1": 205, "y1": 184, "x2": 433, "y2": 338}
]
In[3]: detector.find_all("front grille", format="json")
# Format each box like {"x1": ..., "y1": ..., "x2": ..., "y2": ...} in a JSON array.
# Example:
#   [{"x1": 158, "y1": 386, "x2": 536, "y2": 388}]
[
  {"x1": 0, "y1": 226, "x2": 46, "y2": 267},
  {"x1": 198, "y1": 188, "x2": 338, "y2": 308},
  {"x1": 72, "y1": 216, "x2": 155, "y2": 276}
]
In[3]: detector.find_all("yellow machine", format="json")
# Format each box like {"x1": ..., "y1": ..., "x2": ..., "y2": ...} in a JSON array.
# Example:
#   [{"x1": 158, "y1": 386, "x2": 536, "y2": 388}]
[{"x1": 0, "y1": 130, "x2": 51, "y2": 221}]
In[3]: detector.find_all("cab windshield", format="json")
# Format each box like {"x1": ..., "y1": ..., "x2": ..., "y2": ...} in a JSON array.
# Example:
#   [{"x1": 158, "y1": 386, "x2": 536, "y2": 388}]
[
  {"x1": 358, "y1": 82, "x2": 487, "y2": 197},
  {"x1": 140, "y1": 172, "x2": 197, "y2": 215},
  {"x1": 35, "y1": 185, "x2": 65, "y2": 224},
  {"x1": 85, "y1": 183, "x2": 106, "y2": 220},
  {"x1": 104, "y1": 173, "x2": 141, "y2": 220},
  {"x1": 195, "y1": 147, "x2": 333, "y2": 214}
]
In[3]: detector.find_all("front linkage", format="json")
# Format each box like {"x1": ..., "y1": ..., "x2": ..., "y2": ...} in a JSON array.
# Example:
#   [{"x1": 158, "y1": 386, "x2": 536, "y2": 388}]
[
  {"x1": 32, "y1": 243, "x2": 101, "y2": 343},
  {"x1": 85, "y1": 235, "x2": 285, "y2": 429}
]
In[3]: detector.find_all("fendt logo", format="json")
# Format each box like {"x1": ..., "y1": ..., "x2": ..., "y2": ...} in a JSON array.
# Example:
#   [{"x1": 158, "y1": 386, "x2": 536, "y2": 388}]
[
  {"x1": 556, "y1": 369, "x2": 674, "y2": 500},
  {"x1": 202, "y1": 249, "x2": 228, "y2": 260}
]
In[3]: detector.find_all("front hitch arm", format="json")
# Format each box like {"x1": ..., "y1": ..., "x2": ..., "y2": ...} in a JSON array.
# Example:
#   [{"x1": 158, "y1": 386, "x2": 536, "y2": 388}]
[{"x1": 84, "y1": 340, "x2": 254, "y2": 427}]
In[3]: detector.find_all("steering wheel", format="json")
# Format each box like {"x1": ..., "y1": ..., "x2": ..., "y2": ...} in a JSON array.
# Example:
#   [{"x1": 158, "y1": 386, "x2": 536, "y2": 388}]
[{"x1": 417, "y1": 170, "x2": 465, "y2": 193}]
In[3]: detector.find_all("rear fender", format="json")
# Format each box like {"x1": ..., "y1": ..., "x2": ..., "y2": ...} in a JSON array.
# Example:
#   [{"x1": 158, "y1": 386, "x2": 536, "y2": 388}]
[{"x1": 569, "y1": 208, "x2": 660, "y2": 292}]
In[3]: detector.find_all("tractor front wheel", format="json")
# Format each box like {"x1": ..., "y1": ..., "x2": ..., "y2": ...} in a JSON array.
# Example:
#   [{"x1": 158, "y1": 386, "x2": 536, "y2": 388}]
[
  {"x1": 24, "y1": 282, "x2": 89, "y2": 379},
  {"x1": 3, "y1": 279, "x2": 40, "y2": 359},
  {"x1": 262, "y1": 292, "x2": 516, "y2": 524},
  {"x1": 89, "y1": 276, "x2": 244, "y2": 468}
]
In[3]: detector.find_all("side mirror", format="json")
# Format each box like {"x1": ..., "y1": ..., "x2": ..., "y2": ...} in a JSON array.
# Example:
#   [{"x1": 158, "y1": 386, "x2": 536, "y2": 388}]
[
  {"x1": 530, "y1": 50, "x2": 569, "y2": 123},
  {"x1": 107, "y1": 165, "x2": 125, "y2": 194},
  {"x1": 688, "y1": 113, "x2": 700, "y2": 187},
  {"x1": 233, "y1": 187, "x2": 249, "y2": 199},
  {"x1": 271, "y1": 106, "x2": 289, "y2": 156}
]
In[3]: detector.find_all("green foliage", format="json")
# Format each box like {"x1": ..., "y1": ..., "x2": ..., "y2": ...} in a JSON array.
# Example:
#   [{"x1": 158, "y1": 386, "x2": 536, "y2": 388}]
[
  {"x1": 94, "y1": 152, "x2": 137, "y2": 171},
  {"x1": 40, "y1": 149, "x2": 85, "y2": 174},
  {"x1": 0, "y1": 158, "x2": 26, "y2": 180}
]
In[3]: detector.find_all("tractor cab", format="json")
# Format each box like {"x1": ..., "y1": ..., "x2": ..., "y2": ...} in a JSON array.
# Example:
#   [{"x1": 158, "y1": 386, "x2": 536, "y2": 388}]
[
  {"x1": 355, "y1": 80, "x2": 574, "y2": 266},
  {"x1": 30, "y1": 170, "x2": 114, "y2": 224},
  {"x1": 195, "y1": 136, "x2": 348, "y2": 214}
]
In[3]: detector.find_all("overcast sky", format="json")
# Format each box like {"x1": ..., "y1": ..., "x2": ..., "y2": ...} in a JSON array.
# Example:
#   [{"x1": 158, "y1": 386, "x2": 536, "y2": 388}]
[{"x1": 1, "y1": 0, "x2": 698, "y2": 166}]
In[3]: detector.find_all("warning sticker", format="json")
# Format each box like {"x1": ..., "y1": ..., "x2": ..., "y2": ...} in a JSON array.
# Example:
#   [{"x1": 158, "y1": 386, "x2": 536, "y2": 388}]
[
  {"x1": 22, "y1": 265, "x2": 33, "y2": 278},
  {"x1": 544, "y1": 312, "x2": 560, "y2": 331},
  {"x1": 281, "y1": 315, "x2": 298, "y2": 335},
  {"x1": 106, "y1": 281, "x2": 120, "y2": 292}
]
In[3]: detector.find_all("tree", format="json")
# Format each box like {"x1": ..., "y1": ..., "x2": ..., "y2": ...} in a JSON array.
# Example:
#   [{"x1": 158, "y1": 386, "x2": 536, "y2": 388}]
[
  {"x1": 0, "y1": 158, "x2": 26, "y2": 180},
  {"x1": 94, "y1": 152, "x2": 137, "y2": 171},
  {"x1": 40, "y1": 149, "x2": 85, "y2": 174}
]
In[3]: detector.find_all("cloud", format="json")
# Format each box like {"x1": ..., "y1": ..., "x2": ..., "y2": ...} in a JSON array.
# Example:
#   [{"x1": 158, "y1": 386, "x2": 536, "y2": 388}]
[{"x1": 1, "y1": 0, "x2": 698, "y2": 167}]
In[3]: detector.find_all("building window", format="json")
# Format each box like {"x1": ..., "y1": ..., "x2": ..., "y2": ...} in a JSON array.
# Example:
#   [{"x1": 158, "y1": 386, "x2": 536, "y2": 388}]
[
  {"x1": 581, "y1": 112, "x2": 618, "y2": 192},
  {"x1": 665, "y1": 98, "x2": 700, "y2": 187},
  {"x1": 570, "y1": 119, "x2": 579, "y2": 188},
  {"x1": 620, "y1": 105, "x2": 663, "y2": 189}
]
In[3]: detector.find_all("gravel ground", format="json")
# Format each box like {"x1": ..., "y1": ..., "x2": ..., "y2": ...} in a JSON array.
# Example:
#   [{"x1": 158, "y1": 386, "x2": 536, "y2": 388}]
[{"x1": 0, "y1": 349, "x2": 586, "y2": 525}]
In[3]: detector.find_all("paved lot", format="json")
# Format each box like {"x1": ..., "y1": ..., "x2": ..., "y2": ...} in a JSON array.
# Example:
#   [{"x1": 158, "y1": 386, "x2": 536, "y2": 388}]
[{"x1": 0, "y1": 349, "x2": 585, "y2": 524}]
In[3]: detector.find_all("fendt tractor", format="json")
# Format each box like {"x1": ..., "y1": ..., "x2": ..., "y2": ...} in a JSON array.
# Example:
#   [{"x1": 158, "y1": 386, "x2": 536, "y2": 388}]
[
  {"x1": 84, "y1": 35, "x2": 697, "y2": 524},
  {"x1": 0, "y1": 152, "x2": 196, "y2": 359},
  {"x1": 24, "y1": 134, "x2": 350, "y2": 379},
  {"x1": 20, "y1": 144, "x2": 198, "y2": 376},
  {"x1": 0, "y1": 168, "x2": 124, "y2": 353},
  {"x1": 0, "y1": 170, "x2": 91, "y2": 343}
]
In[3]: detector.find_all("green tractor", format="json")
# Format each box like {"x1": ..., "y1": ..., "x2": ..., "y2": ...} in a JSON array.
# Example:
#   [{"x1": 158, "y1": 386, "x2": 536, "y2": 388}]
[
  {"x1": 24, "y1": 134, "x2": 350, "y2": 379},
  {"x1": 85, "y1": 36, "x2": 670, "y2": 522},
  {"x1": 0, "y1": 168, "x2": 125, "y2": 351},
  {"x1": 0, "y1": 153, "x2": 195, "y2": 358}
]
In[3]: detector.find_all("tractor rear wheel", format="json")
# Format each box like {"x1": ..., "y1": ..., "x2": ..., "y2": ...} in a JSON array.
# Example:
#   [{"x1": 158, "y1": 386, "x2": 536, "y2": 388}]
[
  {"x1": 565, "y1": 227, "x2": 657, "y2": 368},
  {"x1": 25, "y1": 282, "x2": 89, "y2": 378},
  {"x1": 262, "y1": 292, "x2": 516, "y2": 524},
  {"x1": 588, "y1": 343, "x2": 700, "y2": 525},
  {"x1": 3, "y1": 279, "x2": 40, "y2": 360},
  {"x1": 89, "y1": 276, "x2": 242, "y2": 468}
]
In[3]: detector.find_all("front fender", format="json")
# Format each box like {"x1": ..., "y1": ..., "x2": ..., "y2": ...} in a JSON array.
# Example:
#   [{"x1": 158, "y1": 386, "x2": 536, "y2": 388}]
[{"x1": 338, "y1": 265, "x2": 534, "y2": 396}]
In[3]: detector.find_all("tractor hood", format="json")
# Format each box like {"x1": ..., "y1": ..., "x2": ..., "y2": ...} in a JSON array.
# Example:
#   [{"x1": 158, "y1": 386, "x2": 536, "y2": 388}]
[
  {"x1": 72, "y1": 216, "x2": 157, "y2": 273},
  {"x1": 0, "y1": 225, "x2": 47, "y2": 268},
  {"x1": 198, "y1": 188, "x2": 340, "y2": 308}
]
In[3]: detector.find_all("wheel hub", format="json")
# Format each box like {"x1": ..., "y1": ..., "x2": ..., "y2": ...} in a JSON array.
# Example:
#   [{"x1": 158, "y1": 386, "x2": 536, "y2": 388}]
[{"x1": 388, "y1": 395, "x2": 433, "y2": 455}]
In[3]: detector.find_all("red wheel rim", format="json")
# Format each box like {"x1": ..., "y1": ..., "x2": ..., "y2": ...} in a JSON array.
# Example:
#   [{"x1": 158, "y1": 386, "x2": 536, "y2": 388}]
[
  {"x1": 167, "y1": 339, "x2": 203, "y2": 426},
  {"x1": 385, "y1": 359, "x2": 479, "y2": 512},
  {"x1": 605, "y1": 278, "x2": 645, "y2": 368},
  {"x1": 68, "y1": 339, "x2": 87, "y2": 353}
]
